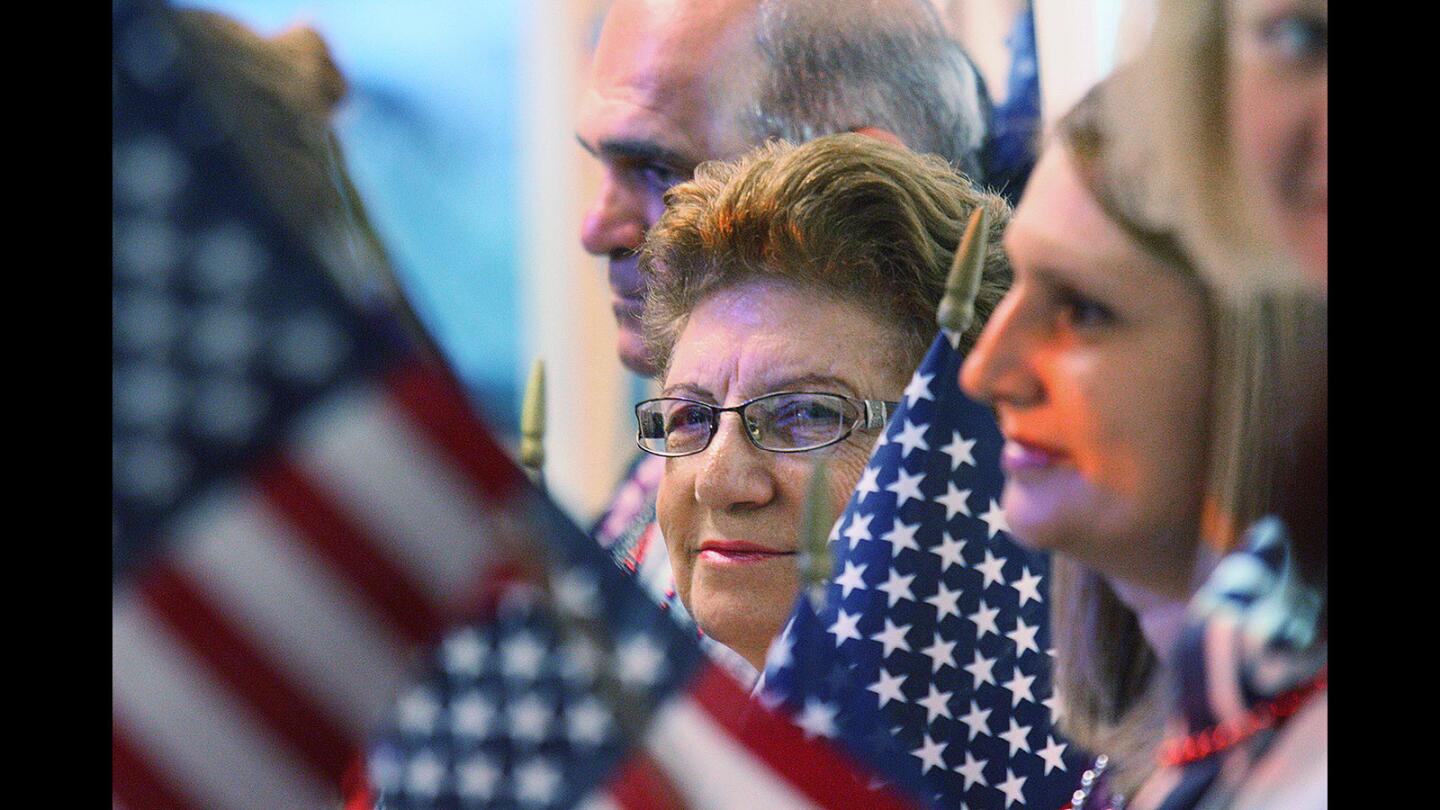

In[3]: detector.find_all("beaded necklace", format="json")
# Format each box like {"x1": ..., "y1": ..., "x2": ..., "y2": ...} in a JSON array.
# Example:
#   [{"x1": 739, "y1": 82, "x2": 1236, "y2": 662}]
[
  {"x1": 1157, "y1": 664, "x2": 1327, "y2": 768},
  {"x1": 1059, "y1": 754, "x2": 1124, "y2": 810}
]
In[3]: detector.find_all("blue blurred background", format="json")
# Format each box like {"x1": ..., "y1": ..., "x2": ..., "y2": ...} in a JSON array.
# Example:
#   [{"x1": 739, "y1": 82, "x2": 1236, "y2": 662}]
[{"x1": 177, "y1": 0, "x2": 527, "y2": 433}]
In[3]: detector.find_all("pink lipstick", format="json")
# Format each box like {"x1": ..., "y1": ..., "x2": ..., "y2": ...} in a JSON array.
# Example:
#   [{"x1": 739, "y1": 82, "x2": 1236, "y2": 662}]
[
  {"x1": 698, "y1": 540, "x2": 794, "y2": 566},
  {"x1": 1002, "y1": 440, "x2": 1065, "y2": 473}
]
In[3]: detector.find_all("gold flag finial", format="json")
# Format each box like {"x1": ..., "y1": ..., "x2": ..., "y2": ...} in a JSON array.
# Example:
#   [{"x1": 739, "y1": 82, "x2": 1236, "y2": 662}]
[
  {"x1": 936, "y1": 206, "x2": 990, "y2": 335},
  {"x1": 797, "y1": 459, "x2": 836, "y2": 608},
  {"x1": 519, "y1": 358, "x2": 546, "y2": 481}
]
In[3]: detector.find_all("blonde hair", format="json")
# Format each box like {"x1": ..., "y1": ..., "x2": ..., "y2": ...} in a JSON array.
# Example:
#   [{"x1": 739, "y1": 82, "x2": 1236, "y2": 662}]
[
  {"x1": 1124, "y1": 0, "x2": 1304, "y2": 296},
  {"x1": 639, "y1": 134, "x2": 1011, "y2": 378},
  {"x1": 1137, "y1": 0, "x2": 1327, "y2": 583},
  {"x1": 1047, "y1": 77, "x2": 1327, "y2": 794},
  {"x1": 1145, "y1": 0, "x2": 1328, "y2": 622}
]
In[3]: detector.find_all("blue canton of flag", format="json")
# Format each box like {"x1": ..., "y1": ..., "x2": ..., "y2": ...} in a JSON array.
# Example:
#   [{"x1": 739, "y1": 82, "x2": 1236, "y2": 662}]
[
  {"x1": 367, "y1": 494, "x2": 926, "y2": 810},
  {"x1": 762, "y1": 330, "x2": 1087, "y2": 808},
  {"x1": 760, "y1": 597, "x2": 938, "y2": 807},
  {"x1": 368, "y1": 527, "x2": 708, "y2": 808}
]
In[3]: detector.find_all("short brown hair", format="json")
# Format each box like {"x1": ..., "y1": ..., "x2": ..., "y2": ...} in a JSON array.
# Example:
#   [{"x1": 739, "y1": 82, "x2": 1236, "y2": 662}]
[{"x1": 639, "y1": 133, "x2": 1011, "y2": 378}]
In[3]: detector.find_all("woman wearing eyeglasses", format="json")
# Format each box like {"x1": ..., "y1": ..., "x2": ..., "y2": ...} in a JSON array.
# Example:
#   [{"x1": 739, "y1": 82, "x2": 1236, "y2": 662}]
[{"x1": 631, "y1": 134, "x2": 1012, "y2": 674}]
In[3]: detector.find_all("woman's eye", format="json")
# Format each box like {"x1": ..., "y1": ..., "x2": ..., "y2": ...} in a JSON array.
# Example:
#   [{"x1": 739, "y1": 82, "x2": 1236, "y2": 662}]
[
  {"x1": 639, "y1": 163, "x2": 687, "y2": 193},
  {"x1": 1258, "y1": 13, "x2": 1327, "y2": 68},
  {"x1": 1057, "y1": 291, "x2": 1116, "y2": 330},
  {"x1": 771, "y1": 399, "x2": 839, "y2": 425},
  {"x1": 666, "y1": 404, "x2": 711, "y2": 433},
  {"x1": 763, "y1": 397, "x2": 847, "y2": 446},
  {"x1": 801, "y1": 402, "x2": 842, "y2": 422}
]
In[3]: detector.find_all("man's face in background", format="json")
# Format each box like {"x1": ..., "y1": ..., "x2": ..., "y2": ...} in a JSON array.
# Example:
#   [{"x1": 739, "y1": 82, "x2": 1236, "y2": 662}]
[{"x1": 576, "y1": 0, "x2": 760, "y2": 376}]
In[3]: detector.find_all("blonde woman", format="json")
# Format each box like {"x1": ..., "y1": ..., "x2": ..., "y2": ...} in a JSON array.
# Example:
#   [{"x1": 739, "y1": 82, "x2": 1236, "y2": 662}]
[
  {"x1": 1136, "y1": 0, "x2": 1327, "y2": 295},
  {"x1": 1119, "y1": 1, "x2": 1328, "y2": 806},
  {"x1": 960, "y1": 75, "x2": 1325, "y2": 804}
]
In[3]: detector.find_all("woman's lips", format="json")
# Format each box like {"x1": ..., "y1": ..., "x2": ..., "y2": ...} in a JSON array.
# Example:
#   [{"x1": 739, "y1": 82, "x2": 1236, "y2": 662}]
[
  {"x1": 1001, "y1": 439, "x2": 1066, "y2": 473},
  {"x1": 697, "y1": 539, "x2": 795, "y2": 565}
]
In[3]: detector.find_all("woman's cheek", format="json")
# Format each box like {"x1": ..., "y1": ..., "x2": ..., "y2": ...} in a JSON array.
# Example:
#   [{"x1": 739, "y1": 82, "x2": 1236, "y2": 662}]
[{"x1": 826, "y1": 442, "x2": 877, "y2": 512}]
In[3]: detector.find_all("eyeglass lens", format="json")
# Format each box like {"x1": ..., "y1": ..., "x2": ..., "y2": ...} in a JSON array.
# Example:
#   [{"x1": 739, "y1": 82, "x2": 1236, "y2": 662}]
[{"x1": 636, "y1": 393, "x2": 857, "y2": 455}]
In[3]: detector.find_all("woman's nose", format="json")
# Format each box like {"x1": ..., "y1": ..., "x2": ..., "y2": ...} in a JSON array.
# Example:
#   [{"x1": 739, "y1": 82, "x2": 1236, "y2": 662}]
[
  {"x1": 960, "y1": 291, "x2": 1043, "y2": 408},
  {"x1": 692, "y1": 414, "x2": 776, "y2": 512}
]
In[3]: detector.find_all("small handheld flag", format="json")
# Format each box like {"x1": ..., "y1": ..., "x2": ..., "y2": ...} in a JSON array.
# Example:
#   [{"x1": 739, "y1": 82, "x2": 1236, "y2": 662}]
[
  {"x1": 936, "y1": 207, "x2": 990, "y2": 335},
  {"x1": 762, "y1": 203, "x2": 1086, "y2": 808}
]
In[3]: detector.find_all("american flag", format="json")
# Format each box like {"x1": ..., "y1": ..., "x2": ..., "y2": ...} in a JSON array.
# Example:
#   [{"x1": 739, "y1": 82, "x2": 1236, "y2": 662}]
[
  {"x1": 363, "y1": 521, "x2": 924, "y2": 809},
  {"x1": 112, "y1": 1, "x2": 536, "y2": 805},
  {"x1": 113, "y1": 2, "x2": 921, "y2": 807},
  {"x1": 760, "y1": 330, "x2": 1087, "y2": 808}
]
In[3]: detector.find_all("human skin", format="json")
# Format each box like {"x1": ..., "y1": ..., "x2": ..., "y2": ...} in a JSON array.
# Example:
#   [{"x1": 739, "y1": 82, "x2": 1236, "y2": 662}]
[
  {"x1": 656, "y1": 280, "x2": 907, "y2": 671},
  {"x1": 575, "y1": 0, "x2": 761, "y2": 375},
  {"x1": 1226, "y1": 0, "x2": 1327, "y2": 293},
  {"x1": 959, "y1": 147, "x2": 1213, "y2": 601}
]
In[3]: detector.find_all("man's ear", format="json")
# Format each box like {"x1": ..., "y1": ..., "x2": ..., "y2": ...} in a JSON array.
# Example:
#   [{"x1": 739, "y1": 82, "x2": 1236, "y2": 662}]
[{"x1": 850, "y1": 126, "x2": 905, "y2": 147}]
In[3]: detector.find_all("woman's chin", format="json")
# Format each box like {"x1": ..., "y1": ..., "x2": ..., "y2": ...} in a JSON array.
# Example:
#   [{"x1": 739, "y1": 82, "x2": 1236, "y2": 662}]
[
  {"x1": 1000, "y1": 476, "x2": 1098, "y2": 556},
  {"x1": 690, "y1": 589, "x2": 794, "y2": 671}
]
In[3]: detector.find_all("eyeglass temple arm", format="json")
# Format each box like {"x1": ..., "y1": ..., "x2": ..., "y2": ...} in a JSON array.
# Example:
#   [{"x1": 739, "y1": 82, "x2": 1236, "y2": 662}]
[{"x1": 862, "y1": 400, "x2": 899, "y2": 430}]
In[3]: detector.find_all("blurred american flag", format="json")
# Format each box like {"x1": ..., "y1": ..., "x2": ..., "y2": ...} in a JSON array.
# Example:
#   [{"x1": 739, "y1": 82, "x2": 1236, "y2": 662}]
[
  {"x1": 113, "y1": 2, "x2": 927, "y2": 807},
  {"x1": 113, "y1": 2, "x2": 529, "y2": 804}
]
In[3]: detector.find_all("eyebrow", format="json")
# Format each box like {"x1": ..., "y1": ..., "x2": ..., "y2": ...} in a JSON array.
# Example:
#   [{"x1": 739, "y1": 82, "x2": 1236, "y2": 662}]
[
  {"x1": 765, "y1": 373, "x2": 860, "y2": 399},
  {"x1": 659, "y1": 382, "x2": 714, "y2": 401},
  {"x1": 1008, "y1": 227, "x2": 1110, "y2": 290},
  {"x1": 575, "y1": 134, "x2": 695, "y2": 171},
  {"x1": 659, "y1": 374, "x2": 860, "y2": 402}
]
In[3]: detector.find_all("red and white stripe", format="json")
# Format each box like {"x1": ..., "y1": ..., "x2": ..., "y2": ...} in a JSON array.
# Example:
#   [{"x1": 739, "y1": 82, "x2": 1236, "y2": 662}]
[
  {"x1": 113, "y1": 362, "x2": 523, "y2": 809},
  {"x1": 591, "y1": 663, "x2": 920, "y2": 810},
  {"x1": 114, "y1": 359, "x2": 916, "y2": 809}
]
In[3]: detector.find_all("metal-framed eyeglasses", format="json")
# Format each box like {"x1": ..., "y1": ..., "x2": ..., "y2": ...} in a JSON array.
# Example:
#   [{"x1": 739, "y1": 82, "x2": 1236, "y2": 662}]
[{"x1": 635, "y1": 391, "x2": 898, "y2": 457}]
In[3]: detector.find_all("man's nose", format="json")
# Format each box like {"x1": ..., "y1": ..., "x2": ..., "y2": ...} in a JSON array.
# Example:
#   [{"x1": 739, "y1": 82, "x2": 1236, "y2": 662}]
[{"x1": 580, "y1": 173, "x2": 647, "y2": 257}]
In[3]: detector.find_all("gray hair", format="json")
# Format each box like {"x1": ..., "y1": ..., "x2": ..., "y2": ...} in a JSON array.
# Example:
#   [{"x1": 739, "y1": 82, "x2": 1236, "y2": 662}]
[{"x1": 743, "y1": 0, "x2": 992, "y2": 185}]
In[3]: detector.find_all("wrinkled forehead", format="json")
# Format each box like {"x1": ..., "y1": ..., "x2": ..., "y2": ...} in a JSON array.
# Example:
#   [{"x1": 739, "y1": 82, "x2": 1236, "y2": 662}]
[
  {"x1": 593, "y1": 0, "x2": 762, "y2": 105},
  {"x1": 663, "y1": 281, "x2": 907, "y2": 403}
]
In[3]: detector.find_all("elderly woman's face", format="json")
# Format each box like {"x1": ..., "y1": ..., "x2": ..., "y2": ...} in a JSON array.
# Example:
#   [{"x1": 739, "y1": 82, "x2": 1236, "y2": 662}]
[
  {"x1": 1227, "y1": 0, "x2": 1327, "y2": 291},
  {"x1": 960, "y1": 148, "x2": 1212, "y2": 598},
  {"x1": 656, "y1": 280, "x2": 906, "y2": 671}
]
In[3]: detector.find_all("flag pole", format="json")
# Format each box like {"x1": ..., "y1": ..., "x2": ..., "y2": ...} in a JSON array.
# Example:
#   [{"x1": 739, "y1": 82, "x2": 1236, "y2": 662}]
[
  {"x1": 519, "y1": 358, "x2": 546, "y2": 491},
  {"x1": 936, "y1": 206, "x2": 989, "y2": 334},
  {"x1": 797, "y1": 459, "x2": 834, "y2": 610}
]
